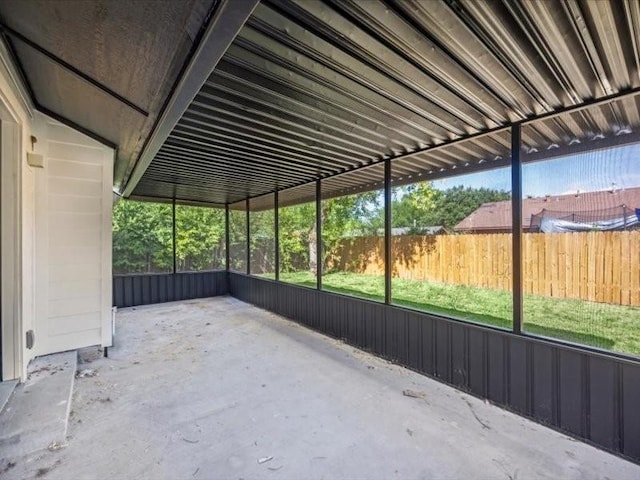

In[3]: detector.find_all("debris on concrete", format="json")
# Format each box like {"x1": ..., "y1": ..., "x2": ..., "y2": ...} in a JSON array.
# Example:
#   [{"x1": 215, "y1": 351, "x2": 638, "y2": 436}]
[
  {"x1": 76, "y1": 369, "x2": 97, "y2": 378},
  {"x1": 257, "y1": 456, "x2": 273, "y2": 464},
  {"x1": 464, "y1": 398, "x2": 491, "y2": 430},
  {"x1": 35, "y1": 460, "x2": 61, "y2": 478},
  {"x1": 0, "y1": 461, "x2": 16, "y2": 474},
  {"x1": 47, "y1": 441, "x2": 68, "y2": 451},
  {"x1": 402, "y1": 389, "x2": 427, "y2": 399}
]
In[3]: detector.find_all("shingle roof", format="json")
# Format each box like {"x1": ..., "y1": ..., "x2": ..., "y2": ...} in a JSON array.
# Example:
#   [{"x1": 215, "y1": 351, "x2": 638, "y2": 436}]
[{"x1": 455, "y1": 187, "x2": 640, "y2": 232}]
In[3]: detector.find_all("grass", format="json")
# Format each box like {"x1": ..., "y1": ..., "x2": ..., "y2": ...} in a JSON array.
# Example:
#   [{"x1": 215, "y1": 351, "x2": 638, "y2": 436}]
[{"x1": 274, "y1": 270, "x2": 640, "y2": 357}]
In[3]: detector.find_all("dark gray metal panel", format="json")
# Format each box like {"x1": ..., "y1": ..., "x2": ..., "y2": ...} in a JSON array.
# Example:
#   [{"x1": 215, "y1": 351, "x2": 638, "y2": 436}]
[
  {"x1": 228, "y1": 273, "x2": 640, "y2": 463},
  {"x1": 420, "y1": 314, "x2": 435, "y2": 376},
  {"x1": 558, "y1": 350, "x2": 585, "y2": 437},
  {"x1": 372, "y1": 305, "x2": 385, "y2": 357},
  {"x1": 622, "y1": 364, "x2": 640, "y2": 460},
  {"x1": 407, "y1": 312, "x2": 421, "y2": 371},
  {"x1": 509, "y1": 338, "x2": 529, "y2": 414},
  {"x1": 589, "y1": 357, "x2": 620, "y2": 451},
  {"x1": 487, "y1": 333, "x2": 506, "y2": 404},
  {"x1": 395, "y1": 309, "x2": 409, "y2": 366},
  {"x1": 384, "y1": 302, "x2": 396, "y2": 359},
  {"x1": 113, "y1": 271, "x2": 228, "y2": 308},
  {"x1": 451, "y1": 323, "x2": 468, "y2": 389},
  {"x1": 532, "y1": 344, "x2": 555, "y2": 425},
  {"x1": 468, "y1": 329, "x2": 486, "y2": 397},
  {"x1": 435, "y1": 322, "x2": 451, "y2": 382}
]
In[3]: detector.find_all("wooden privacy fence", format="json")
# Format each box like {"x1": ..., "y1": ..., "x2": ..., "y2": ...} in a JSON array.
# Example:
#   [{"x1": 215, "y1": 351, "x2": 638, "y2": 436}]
[{"x1": 328, "y1": 231, "x2": 640, "y2": 307}]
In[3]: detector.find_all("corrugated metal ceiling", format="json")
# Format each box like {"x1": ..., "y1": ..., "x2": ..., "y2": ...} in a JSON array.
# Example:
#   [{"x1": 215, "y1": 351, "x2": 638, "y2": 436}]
[{"x1": 114, "y1": 1, "x2": 640, "y2": 205}]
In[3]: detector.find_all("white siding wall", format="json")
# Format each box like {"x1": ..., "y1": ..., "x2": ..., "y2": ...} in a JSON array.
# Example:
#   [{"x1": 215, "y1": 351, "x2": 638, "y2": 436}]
[
  {"x1": 1, "y1": 44, "x2": 115, "y2": 380},
  {"x1": 34, "y1": 119, "x2": 113, "y2": 357},
  {"x1": 0, "y1": 42, "x2": 36, "y2": 381}
]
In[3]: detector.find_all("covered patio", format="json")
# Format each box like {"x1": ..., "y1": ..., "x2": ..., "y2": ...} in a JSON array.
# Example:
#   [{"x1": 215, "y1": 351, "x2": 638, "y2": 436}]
[
  {"x1": 0, "y1": 0, "x2": 640, "y2": 476},
  {"x1": 3, "y1": 297, "x2": 640, "y2": 479}
]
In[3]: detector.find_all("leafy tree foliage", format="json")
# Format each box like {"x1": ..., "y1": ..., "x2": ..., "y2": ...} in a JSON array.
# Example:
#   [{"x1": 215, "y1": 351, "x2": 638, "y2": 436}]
[
  {"x1": 113, "y1": 200, "x2": 225, "y2": 274},
  {"x1": 321, "y1": 191, "x2": 382, "y2": 272},
  {"x1": 391, "y1": 183, "x2": 438, "y2": 232},
  {"x1": 175, "y1": 205, "x2": 225, "y2": 271},
  {"x1": 112, "y1": 183, "x2": 509, "y2": 275},
  {"x1": 430, "y1": 185, "x2": 511, "y2": 228},
  {"x1": 228, "y1": 207, "x2": 247, "y2": 272},
  {"x1": 250, "y1": 208, "x2": 276, "y2": 274},
  {"x1": 278, "y1": 201, "x2": 315, "y2": 273},
  {"x1": 112, "y1": 200, "x2": 173, "y2": 274},
  {"x1": 390, "y1": 183, "x2": 510, "y2": 230}
]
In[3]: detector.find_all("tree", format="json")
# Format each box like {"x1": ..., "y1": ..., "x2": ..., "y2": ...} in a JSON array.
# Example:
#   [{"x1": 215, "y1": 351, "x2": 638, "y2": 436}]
[
  {"x1": 278, "y1": 201, "x2": 316, "y2": 273},
  {"x1": 249, "y1": 208, "x2": 276, "y2": 274},
  {"x1": 175, "y1": 205, "x2": 225, "y2": 271},
  {"x1": 388, "y1": 183, "x2": 510, "y2": 230},
  {"x1": 112, "y1": 200, "x2": 173, "y2": 274},
  {"x1": 113, "y1": 200, "x2": 226, "y2": 274},
  {"x1": 321, "y1": 191, "x2": 382, "y2": 271},
  {"x1": 390, "y1": 183, "x2": 438, "y2": 232},
  {"x1": 430, "y1": 185, "x2": 511, "y2": 228}
]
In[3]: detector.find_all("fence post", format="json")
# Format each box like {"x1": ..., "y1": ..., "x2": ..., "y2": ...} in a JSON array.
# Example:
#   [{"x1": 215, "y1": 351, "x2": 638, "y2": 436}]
[
  {"x1": 512, "y1": 124, "x2": 523, "y2": 334},
  {"x1": 384, "y1": 159, "x2": 392, "y2": 304}
]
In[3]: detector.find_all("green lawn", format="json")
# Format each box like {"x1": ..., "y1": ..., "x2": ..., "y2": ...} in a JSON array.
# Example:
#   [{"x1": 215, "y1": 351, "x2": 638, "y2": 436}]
[{"x1": 274, "y1": 271, "x2": 640, "y2": 357}]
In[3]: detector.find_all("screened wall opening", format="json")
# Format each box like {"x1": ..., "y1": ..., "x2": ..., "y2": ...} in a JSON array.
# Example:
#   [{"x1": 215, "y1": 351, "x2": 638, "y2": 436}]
[
  {"x1": 249, "y1": 194, "x2": 275, "y2": 277},
  {"x1": 112, "y1": 199, "x2": 173, "y2": 274},
  {"x1": 228, "y1": 201, "x2": 248, "y2": 273},
  {"x1": 175, "y1": 204, "x2": 226, "y2": 272},
  {"x1": 521, "y1": 95, "x2": 640, "y2": 356},
  {"x1": 277, "y1": 183, "x2": 317, "y2": 288},
  {"x1": 390, "y1": 131, "x2": 513, "y2": 328},
  {"x1": 320, "y1": 164, "x2": 385, "y2": 301}
]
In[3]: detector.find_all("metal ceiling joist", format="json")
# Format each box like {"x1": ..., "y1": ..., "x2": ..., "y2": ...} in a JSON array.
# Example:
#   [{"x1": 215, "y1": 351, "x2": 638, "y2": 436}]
[
  {"x1": 122, "y1": 0, "x2": 640, "y2": 207},
  {"x1": 122, "y1": 0, "x2": 260, "y2": 197}
]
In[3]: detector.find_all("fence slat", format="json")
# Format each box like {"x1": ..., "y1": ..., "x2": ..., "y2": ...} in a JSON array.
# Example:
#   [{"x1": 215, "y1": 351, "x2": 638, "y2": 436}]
[{"x1": 329, "y1": 232, "x2": 640, "y2": 307}]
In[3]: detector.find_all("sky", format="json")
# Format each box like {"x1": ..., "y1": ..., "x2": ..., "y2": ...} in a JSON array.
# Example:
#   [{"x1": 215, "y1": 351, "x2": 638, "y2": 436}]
[{"x1": 431, "y1": 143, "x2": 640, "y2": 198}]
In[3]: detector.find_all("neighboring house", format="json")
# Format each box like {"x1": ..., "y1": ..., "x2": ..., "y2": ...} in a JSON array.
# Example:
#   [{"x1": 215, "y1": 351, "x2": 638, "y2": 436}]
[
  {"x1": 376, "y1": 226, "x2": 448, "y2": 236},
  {"x1": 455, "y1": 187, "x2": 640, "y2": 233}
]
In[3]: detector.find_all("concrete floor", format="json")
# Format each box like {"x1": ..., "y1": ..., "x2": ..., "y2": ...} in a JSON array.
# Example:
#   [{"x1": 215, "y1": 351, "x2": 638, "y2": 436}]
[{"x1": 2, "y1": 296, "x2": 639, "y2": 479}]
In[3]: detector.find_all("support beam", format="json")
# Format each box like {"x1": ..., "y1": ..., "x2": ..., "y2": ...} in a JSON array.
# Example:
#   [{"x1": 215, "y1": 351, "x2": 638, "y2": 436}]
[
  {"x1": 316, "y1": 180, "x2": 322, "y2": 290},
  {"x1": 122, "y1": 0, "x2": 260, "y2": 196},
  {"x1": 225, "y1": 204, "x2": 230, "y2": 271},
  {"x1": 511, "y1": 124, "x2": 523, "y2": 334},
  {"x1": 246, "y1": 198, "x2": 250, "y2": 275},
  {"x1": 172, "y1": 199, "x2": 177, "y2": 274},
  {"x1": 274, "y1": 190, "x2": 280, "y2": 281},
  {"x1": 384, "y1": 159, "x2": 392, "y2": 304}
]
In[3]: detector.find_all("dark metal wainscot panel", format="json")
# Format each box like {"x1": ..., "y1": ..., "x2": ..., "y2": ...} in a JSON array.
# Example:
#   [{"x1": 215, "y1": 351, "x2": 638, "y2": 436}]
[
  {"x1": 113, "y1": 271, "x2": 228, "y2": 308},
  {"x1": 227, "y1": 272, "x2": 640, "y2": 464}
]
